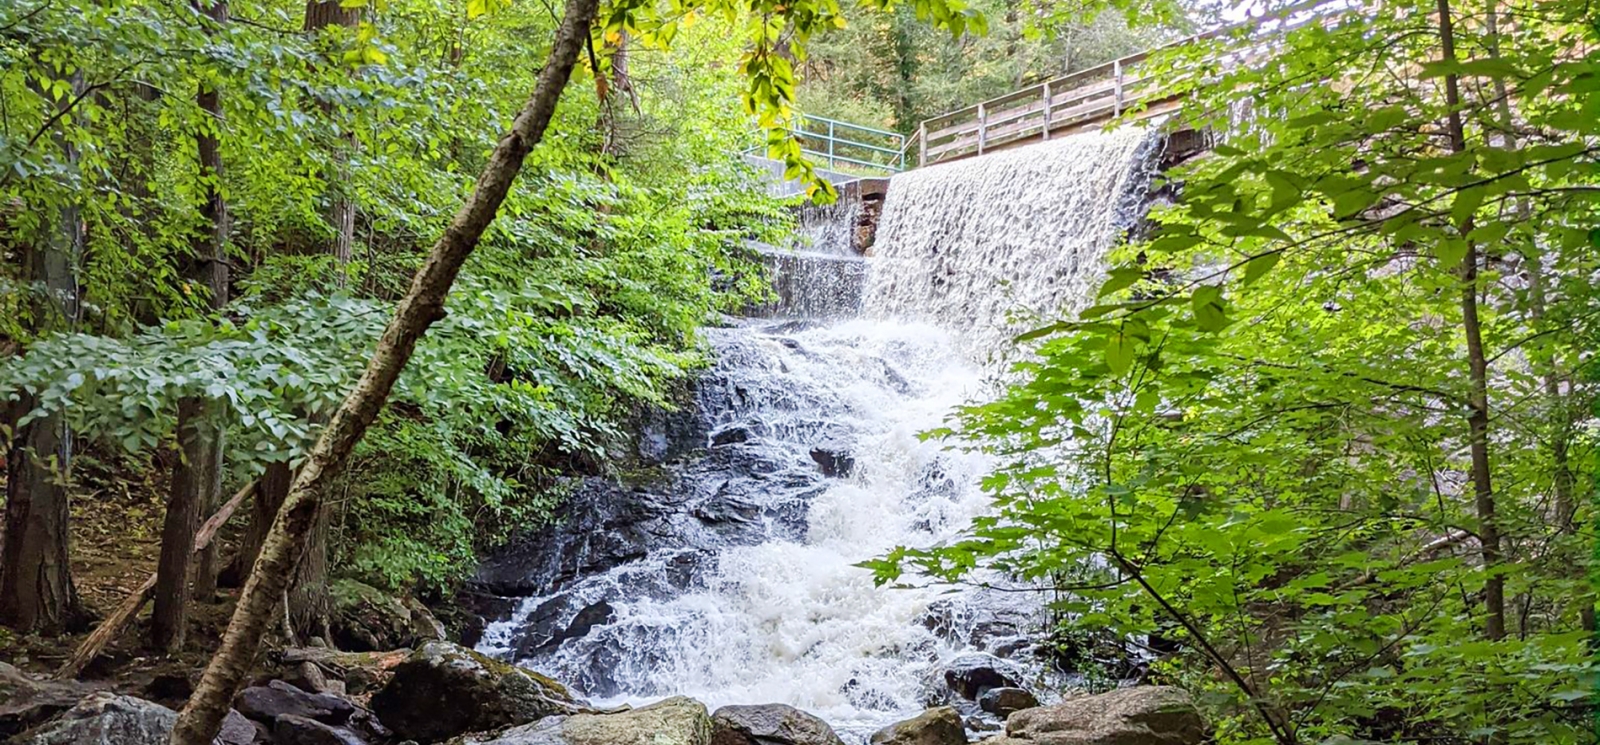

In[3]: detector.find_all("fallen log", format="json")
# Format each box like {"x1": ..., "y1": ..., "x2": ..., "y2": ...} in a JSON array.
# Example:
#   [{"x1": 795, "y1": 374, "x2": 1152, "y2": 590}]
[{"x1": 54, "y1": 480, "x2": 258, "y2": 680}]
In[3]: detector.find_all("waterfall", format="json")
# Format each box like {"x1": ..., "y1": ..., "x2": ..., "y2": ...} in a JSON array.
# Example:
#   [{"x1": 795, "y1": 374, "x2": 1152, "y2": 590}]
[
  {"x1": 475, "y1": 126, "x2": 1162, "y2": 741},
  {"x1": 865, "y1": 128, "x2": 1159, "y2": 357}
]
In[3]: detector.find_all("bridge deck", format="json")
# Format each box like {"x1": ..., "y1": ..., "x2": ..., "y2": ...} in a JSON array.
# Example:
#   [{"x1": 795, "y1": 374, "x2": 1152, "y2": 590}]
[{"x1": 913, "y1": 0, "x2": 1327, "y2": 167}]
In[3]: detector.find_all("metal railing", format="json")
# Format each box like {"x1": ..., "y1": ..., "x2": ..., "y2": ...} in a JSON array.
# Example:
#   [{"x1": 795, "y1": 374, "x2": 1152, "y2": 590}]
[{"x1": 758, "y1": 115, "x2": 909, "y2": 174}]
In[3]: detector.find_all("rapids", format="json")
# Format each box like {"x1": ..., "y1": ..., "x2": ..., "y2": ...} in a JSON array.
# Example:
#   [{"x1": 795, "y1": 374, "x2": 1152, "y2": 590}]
[{"x1": 475, "y1": 126, "x2": 1162, "y2": 740}]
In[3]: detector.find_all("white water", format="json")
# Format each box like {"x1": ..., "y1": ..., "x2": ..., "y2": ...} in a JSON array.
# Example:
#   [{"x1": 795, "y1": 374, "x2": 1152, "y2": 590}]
[
  {"x1": 478, "y1": 127, "x2": 1161, "y2": 738},
  {"x1": 865, "y1": 128, "x2": 1157, "y2": 357}
]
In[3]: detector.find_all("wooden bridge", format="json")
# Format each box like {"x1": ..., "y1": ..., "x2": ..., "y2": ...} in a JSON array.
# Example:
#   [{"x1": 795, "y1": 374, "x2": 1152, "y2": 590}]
[
  {"x1": 906, "y1": 0, "x2": 1327, "y2": 167},
  {"x1": 765, "y1": 0, "x2": 1329, "y2": 176}
]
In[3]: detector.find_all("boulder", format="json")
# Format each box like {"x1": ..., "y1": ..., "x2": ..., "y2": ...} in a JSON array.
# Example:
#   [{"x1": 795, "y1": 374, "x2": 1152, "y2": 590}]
[
  {"x1": 940, "y1": 654, "x2": 1024, "y2": 702},
  {"x1": 981, "y1": 687, "x2": 1205, "y2": 745},
  {"x1": 465, "y1": 696, "x2": 711, "y2": 745},
  {"x1": 234, "y1": 680, "x2": 355, "y2": 726},
  {"x1": 330, "y1": 579, "x2": 446, "y2": 653},
  {"x1": 272, "y1": 714, "x2": 368, "y2": 745},
  {"x1": 710, "y1": 703, "x2": 844, "y2": 745},
  {"x1": 370, "y1": 641, "x2": 578, "y2": 742},
  {"x1": 218, "y1": 710, "x2": 268, "y2": 745},
  {"x1": 13, "y1": 693, "x2": 175, "y2": 745},
  {"x1": 279, "y1": 647, "x2": 410, "y2": 696},
  {"x1": 977, "y1": 688, "x2": 1037, "y2": 719},
  {"x1": 869, "y1": 707, "x2": 967, "y2": 745},
  {"x1": 808, "y1": 448, "x2": 854, "y2": 478},
  {"x1": 0, "y1": 661, "x2": 92, "y2": 736}
]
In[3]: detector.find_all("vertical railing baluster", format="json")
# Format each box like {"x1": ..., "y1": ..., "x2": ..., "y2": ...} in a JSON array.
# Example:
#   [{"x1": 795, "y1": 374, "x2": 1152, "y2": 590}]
[
  {"x1": 827, "y1": 120, "x2": 836, "y2": 170},
  {"x1": 1042, "y1": 81, "x2": 1052, "y2": 141},
  {"x1": 919, "y1": 122, "x2": 928, "y2": 167},
  {"x1": 977, "y1": 103, "x2": 987, "y2": 155},
  {"x1": 1113, "y1": 59, "x2": 1124, "y2": 117}
]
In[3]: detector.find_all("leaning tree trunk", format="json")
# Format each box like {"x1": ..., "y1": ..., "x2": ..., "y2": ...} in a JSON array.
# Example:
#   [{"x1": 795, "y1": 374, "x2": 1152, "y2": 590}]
[
  {"x1": 168, "y1": 0, "x2": 599, "y2": 739},
  {"x1": 0, "y1": 74, "x2": 85, "y2": 634}
]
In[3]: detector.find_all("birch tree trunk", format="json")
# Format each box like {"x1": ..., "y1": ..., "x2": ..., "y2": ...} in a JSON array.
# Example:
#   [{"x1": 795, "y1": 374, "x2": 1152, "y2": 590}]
[{"x1": 168, "y1": 0, "x2": 600, "y2": 738}]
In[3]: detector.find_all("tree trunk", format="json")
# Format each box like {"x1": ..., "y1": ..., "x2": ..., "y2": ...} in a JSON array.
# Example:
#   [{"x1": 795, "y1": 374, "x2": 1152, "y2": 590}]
[
  {"x1": 152, "y1": 398, "x2": 221, "y2": 652},
  {"x1": 304, "y1": 0, "x2": 361, "y2": 272},
  {"x1": 0, "y1": 395, "x2": 80, "y2": 634},
  {"x1": 189, "y1": 0, "x2": 232, "y2": 599},
  {"x1": 168, "y1": 0, "x2": 599, "y2": 739},
  {"x1": 1434, "y1": 0, "x2": 1506, "y2": 642},
  {"x1": 227, "y1": 460, "x2": 291, "y2": 585},
  {"x1": 288, "y1": 498, "x2": 331, "y2": 641},
  {"x1": 0, "y1": 74, "x2": 85, "y2": 634}
]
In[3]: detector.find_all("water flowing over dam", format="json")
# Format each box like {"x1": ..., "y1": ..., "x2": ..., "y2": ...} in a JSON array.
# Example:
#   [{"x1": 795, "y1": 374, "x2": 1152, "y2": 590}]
[{"x1": 473, "y1": 127, "x2": 1163, "y2": 739}]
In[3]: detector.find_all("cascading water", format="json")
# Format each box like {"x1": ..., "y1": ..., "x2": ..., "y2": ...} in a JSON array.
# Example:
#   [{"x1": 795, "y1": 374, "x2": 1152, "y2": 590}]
[
  {"x1": 474, "y1": 126, "x2": 1162, "y2": 740},
  {"x1": 865, "y1": 128, "x2": 1159, "y2": 356}
]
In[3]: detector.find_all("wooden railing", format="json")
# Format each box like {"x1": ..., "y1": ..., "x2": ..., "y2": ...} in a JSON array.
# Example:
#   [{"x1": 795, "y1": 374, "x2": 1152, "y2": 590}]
[{"x1": 915, "y1": 0, "x2": 1335, "y2": 166}]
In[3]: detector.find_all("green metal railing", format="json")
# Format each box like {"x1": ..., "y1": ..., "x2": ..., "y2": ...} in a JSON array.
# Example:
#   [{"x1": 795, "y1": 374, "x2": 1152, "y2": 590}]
[{"x1": 751, "y1": 116, "x2": 910, "y2": 175}]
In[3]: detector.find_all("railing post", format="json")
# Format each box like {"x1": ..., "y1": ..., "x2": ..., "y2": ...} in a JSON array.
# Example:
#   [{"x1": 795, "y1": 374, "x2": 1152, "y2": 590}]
[
  {"x1": 919, "y1": 122, "x2": 928, "y2": 167},
  {"x1": 977, "y1": 103, "x2": 987, "y2": 155},
  {"x1": 1041, "y1": 81, "x2": 1052, "y2": 140},
  {"x1": 1113, "y1": 59, "x2": 1124, "y2": 117},
  {"x1": 827, "y1": 120, "x2": 836, "y2": 170}
]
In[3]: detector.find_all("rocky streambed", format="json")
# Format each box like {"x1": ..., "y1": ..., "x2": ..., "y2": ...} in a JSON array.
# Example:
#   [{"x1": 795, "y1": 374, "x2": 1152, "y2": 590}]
[{"x1": 1, "y1": 639, "x2": 1206, "y2": 745}]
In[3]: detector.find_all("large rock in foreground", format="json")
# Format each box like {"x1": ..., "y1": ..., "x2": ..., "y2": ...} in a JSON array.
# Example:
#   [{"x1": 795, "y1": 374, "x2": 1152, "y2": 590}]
[
  {"x1": 370, "y1": 641, "x2": 578, "y2": 742},
  {"x1": 869, "y1": 707, "x2": 967, "y2": 745},
  {"x1": 0, "y1": 662, "x2": 93, "y2": 737},
  {"x1": 13, "y1": 693, "x2": 176, "y2": 745},
  {"x1": 711, "y1": 703, "x2": 844, "y2": 745},
  {"x1": 981, "y1": 686, "x2": 1205, "y2": 745},
  {"x1": 467, "y1": 696, "x2": 712, "y2": 745}
]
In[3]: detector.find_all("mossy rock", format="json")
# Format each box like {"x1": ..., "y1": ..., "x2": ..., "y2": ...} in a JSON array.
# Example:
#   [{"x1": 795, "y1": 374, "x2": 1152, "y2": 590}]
[
  {"x1": 330, "y1": 579, "x2": 446, "y2": 653},
  {"x1": 371, "y1": 642, "x2": 579, "y2": 742}
]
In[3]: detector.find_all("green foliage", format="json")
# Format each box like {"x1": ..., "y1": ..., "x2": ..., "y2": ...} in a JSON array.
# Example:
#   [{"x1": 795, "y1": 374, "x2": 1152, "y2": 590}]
[
  {"x1": 873, "y1": 0, "x2": 1600, "y2": 741},
  {"x1": 1, "y1": 0, "x2": 812, "y2": 591},
  {"x1": 796, "y1": 2, "x2": 1170, "y2": 133}
]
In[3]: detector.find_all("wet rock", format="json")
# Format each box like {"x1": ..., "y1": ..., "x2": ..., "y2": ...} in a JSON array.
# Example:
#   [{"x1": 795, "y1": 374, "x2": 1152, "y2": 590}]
[
  {"x1": 370, "y1": 641, "x2": 578, "y2": 742},
  {"x1": 272, "y1": 714, "x2": 368, "y2": 745},
  {"x1": 234, "y1": 680, "x2": 354, "y2": 726},
  {"x1": 709, "y1": 703, "x2": 844, "y2": 745},
  {"x1": 711, "y1": 427, "x2": 754, "y2": 446},
  {"x1": 977, "y1": 688, "x2": 1037, "y2": 719},
  {"x1": 453, "y1": 591, "x2": 520, "y2": 647},
  {"x1": 0, "y1": 661, "x2": 92, "y2": 736},
  {"x1": 513, "y1": 600, "x2": 615, "y2": 658},
  {"x1": 329, "y1": 579, "x2": 446, "y2": 653},
  {"x1": 982, "y1": 686, "x2": 1205, "y2": 745},
  {"x1": 13, "y1": 693, "x2": 174, "y2": 745},
  {"x1": 808, "y1": 448, "x2": 855, "y2": 478},
  {"x1": 464, "y1": 696, "x2": 712, "y2": 745},
  {"x1": 868, "y1": 707, "x2": 967, "y2": 745},
  {"x1": 941, "y1": 653, "x2": 1024, "y2": 702},
  {"x1": 473, "y1": 478, "x2": 680, "y2": 596},
  {"x1": 635, "y1": 383, "x2": 708, "y2": 465}
]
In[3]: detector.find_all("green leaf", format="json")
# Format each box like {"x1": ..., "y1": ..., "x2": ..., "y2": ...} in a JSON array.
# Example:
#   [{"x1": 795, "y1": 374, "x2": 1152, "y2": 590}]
[
  {"x1": 1098, "y1": 266, "x2": 1143, "y2": 298},
  {"x1": 1436, "y1": 237, "x2": 1469, "y2": 266},
  {"x1": 1105, "y1": 332, "x2": 1136, "y2": 374},
  {"x1": 1241, "y1": 252, "x2": 1281, "y2": 286},
  {"x1": 1191, "y1": 285, "x2": 1228, "y2": 332}
]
